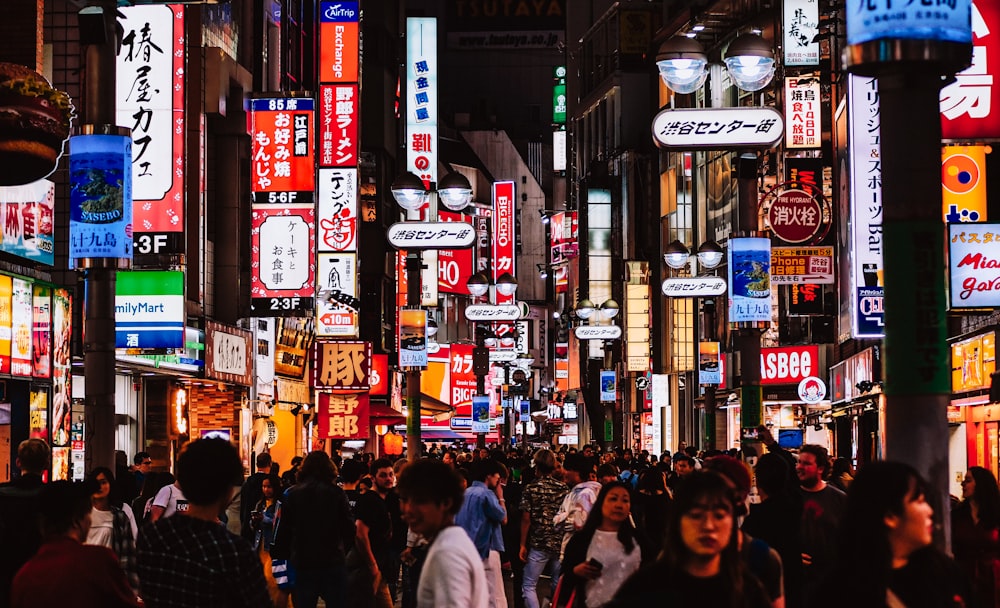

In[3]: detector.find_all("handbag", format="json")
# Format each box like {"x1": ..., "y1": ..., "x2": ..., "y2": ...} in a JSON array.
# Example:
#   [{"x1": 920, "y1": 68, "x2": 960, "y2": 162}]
[{"x1": 550, "y1": 574, "x2": 578, "y2": 608}]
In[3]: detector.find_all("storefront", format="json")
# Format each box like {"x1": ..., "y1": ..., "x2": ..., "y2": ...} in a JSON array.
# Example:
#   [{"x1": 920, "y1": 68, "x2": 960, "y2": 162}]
[
  {"x1": 951, "y1": 330, "x2": 996, "y2": 498},
  {"x1": 828, "y1": 346, "x2": 883, "y2": 467}
]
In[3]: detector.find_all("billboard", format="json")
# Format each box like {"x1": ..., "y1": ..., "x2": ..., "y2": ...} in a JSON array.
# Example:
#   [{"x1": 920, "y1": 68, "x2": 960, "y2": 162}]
[
  {"x1": 248, "y1": 97, "x2": 315, "y2": 200},
  {"x1": 770, "y1": 247, "x2": 835, "y2": 284},
  {"x1": 318, "y1": 2, "x2": 360, "y2": 83},
  {"x1": 398, "y1": 309, "x2": 427, "y2": 369},
  {"x1": 943, "y1": 145, "x2": 988, "y2": 223},
  {"x1": 250, "y1": 205, "x2": 315, "y2": 315},
  {"x1": 699, "y1": 342, "x2": 721, "y2": 385},
  {"x1": 941, "y1": 1, "x2": 1000, "y2": 141},
  {"x1": 52, "y1": 289, "x2": 72, "y2": 449},
  {"x1": 950, "y1": 223, "x2": 1000, "y2": 309},
  {"x1": 952, "y1": 332, "x2": 995, "y2": 393},
  {"x1": 406, "y1": 18, "x2": 439, "y2": 184},
  {"x1": 728, "y1": 237, "x2": 772, "y2": 323},
  {"x1": 450, "y1": 343, "x2": 476, "y2": 428},
  {"x1": 69, "y1": 133, "x2": 133, "y2": 263},
  {"x1": 205, "y1": 321, "x2": 253, "y2": 386},
  {"x1": 318, "y1": 84, "x2": 359, "y2": 167},
  {"x1": 32, "y1": 285, "x2": 50, "y2": 379},
  {"x1": 115, "y1": 271, "x2": 185, "y2": 349},
  {"x1": 10, "y1": 279, "x2": 31, "y2": 377},
  {"x1": 0, "y1": 180, "x2": 54, "y2": 266}
]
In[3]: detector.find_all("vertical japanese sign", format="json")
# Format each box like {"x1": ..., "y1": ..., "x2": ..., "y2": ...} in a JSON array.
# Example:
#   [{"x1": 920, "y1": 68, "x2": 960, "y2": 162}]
[
  {"x1": 10, "y1": 279, "x2": 31, "y2": 377},
  {"x1": 943, "y1": 145, "x2": 988, "y2": 223},
  {"x1": 52, "y1": 289, "x2": 72, "y2": 451},
  {"x1": 315, "y1": 253, "x2": 358, "y2": 336},
  {"x1": 785, "y1": 77, "x2": 822, "y2": 149},
  {"x1": 68, "y1": 134, "x2": 133, "y2": 263},
  {"x1": 783, "y1": 0, "x2": 819, "y2": 66},
  {"x1": 728, "y1": 237, "x2": 772, "y2": 323},
  {"x1": 250, "y1": 206, "x2": 315, "y2": 315},
  {"x1": 317, "y1": 393, "x2": 370, "y2": 439},
  {"x1": 318, "y1": 2, "x2": 359, "y2": 83},
  {"x1": 553, "y1": 66, "x2": 567, "y2": 123},
  {"x1": 318, "y1": 84, "x2": 359, "y2": 168},
  {"x1": 941, "y1": 1, "x2": 1000, "y2": 140},
  {"x1": 117, "y1": 4, "x2": 185, "y2": 247},
  {"x1": 438, "y1": 210, "x2": 473, "y2": 295},
  {"x1": 249, "y1": 98, "x2": 315, "y2": 201},
  {"x1": 313, "y1": 340, "x2": 371, "y2": 390},
  {"x1": 317, "y1": 168, "x2": 359, "y2": 252},
  {"x1": 493, "y1": 181, "x2": 515, "y2": 304},
  {"x1": 32, "y1": 285, "x2": 50, "y2": 379},
  {"x1": 405, "y1": 18, "x2": 438, "y2": 185},
  {"x1": 848, "y1": 75, "x2": 885, "y2": 338},
  {"x1": 450, "y1": 343, "x2": 476, "y2": 425}
]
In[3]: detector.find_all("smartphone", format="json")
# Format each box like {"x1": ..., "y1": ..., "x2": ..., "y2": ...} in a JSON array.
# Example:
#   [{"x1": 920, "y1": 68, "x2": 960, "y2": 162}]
[{"x1": 587, "y1": 558, "x2": 603, "y2": 570}]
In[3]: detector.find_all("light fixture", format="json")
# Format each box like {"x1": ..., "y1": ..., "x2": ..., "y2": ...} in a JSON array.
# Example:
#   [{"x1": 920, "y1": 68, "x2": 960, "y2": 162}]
[
  {"x1": 500, "y1": 335, "x2": 516, "y2": 348},
  {"x1": 663, "y1": 240, "x2": 691, "y2": 269},
  {"x1": 477, "y1": 325, "x2": 498, "y2": 348},
  {"x1": 467, "y1": 272, "x2": 490, "y2": 297},
  {"x1": 537, "y1": 264, "x2": 549, "y2": 279},
  {"x1": 495, "y1": 272, "x2": 518, "y2": 297},
  {"x1": 538, "y1": 209, "x2": 551, "y2": 224},
  {"x1": 691, "y1": 24, "x2": 705, "y2": 32},
  {"x1": 723, "y1": 34, "x2": 776, "y2": 92},
  {"x1": 425, "y1": 317, "x2": 438, "y2": 337},
  {"x1": 575, "y1": 299, "x2": 595, "y2": 320},
  {"x1": 696, "y1": 241, "x2": 724, "y2": 269},
  {"x1": 437, "y1": 172, "x2": 473, "y2": 211},
  {"x1": 390, "y1": 171, "x2": 429, "y2": 211},
  {"x1": 655, "y1": 37, "x2": 709, "y2": 94},
  {"x1": 517, "y1": 352, "x2": 536, "y2": 368},
  {"x1": 599, "y1": 299, "x2": 620, "y2": 320}
]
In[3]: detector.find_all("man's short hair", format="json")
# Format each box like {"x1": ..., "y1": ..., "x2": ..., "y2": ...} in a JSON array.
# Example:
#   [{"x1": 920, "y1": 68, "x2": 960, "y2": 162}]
[
  {"x1": 597, "y1": 463, "x2": 619, "y2": 479},
  {"x1": 533, "y1": 449, "x2": 557, "y2": 475},
  {"x1": 340, "y1": 458, "x2": 367, "y2": 484},
  {"x1": 673, "y1": 453, "x2": 695, "y2": 466},
  {"x1": 470, "y1": 458, "x2": 503, "y2": 482},
  {"x1": 372, "y1": 457, "x2": 394, "y2": 473},
  {"x1": 799, "y1": 444, "x2": 830, "y2": 473},
  {"x1": 176, "y1": 438, "x2": 243, "y2": 506},
  {"x1": 256, "y1": 452, "x2": 272, "y2": 470},
  {"x1": 37, "y1": 480, "x2": 93, "y2": 538},
  {"x1": 18, "y1": 438, "x2": 49, "y2": 474},
  {"x1": 563, "y1": 453, "x2": 595, "y2": 477},
  {"x1": 134, "y1": 451, "x2": 151, "y2": 466},
  {"x1": 397, "y1": 458, "x2": 465, "y2": 516}
]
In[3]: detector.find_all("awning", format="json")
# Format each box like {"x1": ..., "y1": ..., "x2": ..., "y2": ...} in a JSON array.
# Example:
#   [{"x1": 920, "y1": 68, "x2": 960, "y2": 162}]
[
  {"x1": 369, "y1": 402, "x2": 406, "y2": 422},
  {"x1": 408, "y1": 428, "x2": 464, "y2": 440},
  {"x1": 419, "y1": 393, "x2": 451, "y2": 416}
]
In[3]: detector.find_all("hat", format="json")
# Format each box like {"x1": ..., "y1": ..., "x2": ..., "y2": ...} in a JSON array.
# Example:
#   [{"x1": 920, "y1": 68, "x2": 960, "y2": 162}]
[{"x1": 704, "y1": 455, "x2": 752, "y2": 496}]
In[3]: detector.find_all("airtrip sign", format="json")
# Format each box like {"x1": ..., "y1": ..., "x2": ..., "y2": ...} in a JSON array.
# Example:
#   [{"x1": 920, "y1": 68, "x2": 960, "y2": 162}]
[{"x1": 760, "y1": 345, "x2": 820, "y2": 385}]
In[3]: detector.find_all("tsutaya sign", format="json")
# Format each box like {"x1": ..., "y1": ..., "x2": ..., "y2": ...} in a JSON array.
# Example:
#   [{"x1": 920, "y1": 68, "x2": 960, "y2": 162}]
[
  {"x1": 387, "y1": 222, "x2": 476, "y2": 249},
  {"x1": 651, "y1": 107, "x2": 784, "y2": 150},
  {"x1": 574, "y1": 325, "x2": 622, "y2": 340}
]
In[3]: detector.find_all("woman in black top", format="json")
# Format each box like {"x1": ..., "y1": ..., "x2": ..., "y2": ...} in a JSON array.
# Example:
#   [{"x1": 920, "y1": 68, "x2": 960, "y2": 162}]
[{"x1": 608, "y1": 470, "x2": 771, "y2": 608}]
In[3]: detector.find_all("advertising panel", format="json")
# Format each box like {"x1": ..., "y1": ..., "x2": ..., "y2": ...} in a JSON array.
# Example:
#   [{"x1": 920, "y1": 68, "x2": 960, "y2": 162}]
[
  {"x1": 69, "y1": 134, "x2": 133, "y2": 263},
  {"x1": 398, "y1": 309, "x2": 427, "y2": 369},
  {"x1": 318, "y1": 84, "x2": 358, "y2": 167},
  {"x1": 943, "y1": 145, "x2": 988, "y2": 223},
  {"x1": 115, "y1": 270, "x2": 185, "y2": 349},
  {"x1": 770, "y1": 247, "x2": 835, "y2": 284},
  {"x1": 32, "y1": 285, "x2": 50, "y2": 379},
  {"x1": 317, "y1": 392, "x2": 369, "y2": 439},
  {"x1": 318, "y1": 2, "x2": 359, "y2": 83},
  {"x1": 783, "y1": 0, "x2": 820, "y2": 66},
  {"x1": 847, "y1": 0, "x2": 971, "y2": 46},
  {"x1": 941, "y1": 1, "x2": 1000, "y2": 141},
  {"x1": 849, "y1": 75, "x2": 885, "y2": 338},
  {"x1": 553, "y1": 66, "x2": 567, "y2": 123},
  {"x1": 0, "y1": 180, "x2": 54, "y2": 266},
  {"x1": 316, "y1": 253, "x2": 358, "y2": 337},
  {"x1": 317, "y1": 168, "x2": 358, "y2": 252},
  {"x1": 10, "y1": 279, "x2": 31, "y2": 377},
  {"x1": 600, "y1": 370, "x2": 617, "y2": 402},
  {"x1": 253, "y1": 318, "x2": 275, "y2": 401},
  {"x1": 699, "y1": 341, "x2": 721, "y2": 385},
  {"x1": 450, "y1": 343, "x2": 476, "y2": 428},
  {"x1": 493, "y1": 181, "x2": 516, "y2": 304},
  {"x1": 205, "y1": 321, "x2": 253, "y2": 386},
  {"x1": 950, "y1": 223, "x2": 1000, "y2": 308},
  {"x1": 438, "y1": 210, "x2": 473, "y2": 295},
  {"x1": 370, "y1": 354, "x2": 389, "y2": 396},
  {"x1": 785, "y1": 78, "x2": 822, "y2": 148},
  {"x1": 117, "y1": 4, "x2": 185, "y2": 239},
  {"x1": 250, "y1": 205, "x2": 315, "y2": 315},
  {"x1": 274, "y1": 317, "x2": 313, "y2": 378},
  {"x1": 248, "y1": 98, "x2": 315, "y2": 200},
  {"x1": 313, "y1": 340, "x2": 371, "y2": 390},
  {"x1": 728, "y1": 237, "x2": 772, "y2": 323},
  {"x1": 52, "y1": 289, "x2": 72, "y2": 449},
  {"x1": 405, "y1": 18, "x2": 438, "y2": 184},
  {"x1": 952, "y1": 333, "x2": 996, "y2": 393},
  {"x1": 472, "y1": 395, "x2": 490, "y2": 434},
  {"x1": 0, "y1": 277, "x2": 11, "y2": 374},
  {"x1": 651, "y1": 374, "x2": 671, "y2": 455},
  {"x1": 760, "y1": 345, "x2": 821, "y2": 385}
]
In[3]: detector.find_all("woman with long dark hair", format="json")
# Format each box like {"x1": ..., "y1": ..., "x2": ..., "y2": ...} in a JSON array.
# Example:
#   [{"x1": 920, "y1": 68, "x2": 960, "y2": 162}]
[
  {"x1": 558, "y1": 481, "x2": 648, "y2": 607},
  {"x1": 85, "y1": 467, "x2": 140, "y2": 593},
  {"x1": 815, "y1": 461, "x2": 971, "y2": 608},
  {"x1": 952, "y1": 465, "x2": 1000, "y2": 607},
  {"x1": 608, "y1": 470, "x2": 770, "y2": 608},
  {"x1": 630, "y1": 468, "x2": 672, "y2": 548}
]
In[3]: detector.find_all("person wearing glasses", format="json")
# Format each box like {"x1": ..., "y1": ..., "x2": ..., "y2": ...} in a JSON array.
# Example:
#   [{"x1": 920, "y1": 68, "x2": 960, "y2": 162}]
[{"x1": 132, "y1": 452, "x2": 153, "y2": 498}]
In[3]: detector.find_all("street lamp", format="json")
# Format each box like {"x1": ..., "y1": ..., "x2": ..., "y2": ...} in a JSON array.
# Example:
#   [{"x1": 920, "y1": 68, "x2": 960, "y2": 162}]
[
  {"x1": 723, "y1": 34, "x2": 776, "y2": 93},
  {"x1": 392, "y1": 171, "x2": 473, "y2": 461},
  {"x1": 663, "y1": 240, "x2": 724, "y2": 272},
  {"x1": 656, "y1": 33, "x2": 776, "y2": 95}
]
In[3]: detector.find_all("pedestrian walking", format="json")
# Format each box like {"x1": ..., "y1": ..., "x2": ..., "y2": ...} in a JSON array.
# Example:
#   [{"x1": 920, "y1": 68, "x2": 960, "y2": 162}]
[
  {"x1": 554, "y1": 453, "x2": 602, "y2": 559},
  {"x1": 250, "y1": 473, "x2": 289, "y2": 607},
  {"x1": 607, "y1": 470, "x2": 771, "y2": 608},
  {"x1": 85, "y1": 467, "x2": 140, "y2": 592},
  {"x1": 813, "y1": 461, "x2": 973, "y2": 608},
  {"x1": 456, "y1": 457, "x2": 509, "y2": 608},
  {"x1": 952, "y1": 465, "x2": 1000, "y2": 607},
  {"x1": 0, "y1": 438, "x2": 49, "y2": 608},
  {"x1": 136, "y1": 438, "x2": 271, "y2": 607},
  {"x1": 11, "y1": 480, "x2": 140, "y2": 608},
  {"x1": 519, "y1": 449, "x2": 569, "y2": 608},
  {"x1": 241, "y1": 452, "x2": 272, "y2": 540},
  {"x1": 397, "y1": 458, "x2": 489, "y2": 608},
  {"x1": 794, "y1": 444, "x2": 846, "y2": 603},
  {"x1": 131, "y1": 471, "x2": 174, "y2": 525},
  {"x1": 630, "y1": 468, "x2": 672, "y2": 548},
  {"x1": 557, "y1": 481, "x2": 648, "y2": 608}
]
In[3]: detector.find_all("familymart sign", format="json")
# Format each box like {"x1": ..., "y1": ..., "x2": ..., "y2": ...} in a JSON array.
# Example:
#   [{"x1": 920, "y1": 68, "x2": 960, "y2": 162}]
[{"x1": 115, "y1": 270, "x2": 185, "y2": 349}]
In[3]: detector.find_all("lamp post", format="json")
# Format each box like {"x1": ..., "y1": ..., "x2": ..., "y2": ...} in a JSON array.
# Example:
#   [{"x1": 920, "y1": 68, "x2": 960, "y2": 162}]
[
  {"x1": 575, "y1": 297, "x2": 621, "y2": 449},
  {"x1": 391, "y1": 170, "x2": 473, "y2": 461}
]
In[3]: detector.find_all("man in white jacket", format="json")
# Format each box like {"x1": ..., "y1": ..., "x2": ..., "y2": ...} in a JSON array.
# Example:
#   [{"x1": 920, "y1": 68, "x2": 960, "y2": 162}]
[{"x1": 553, "y1": 453, "x2": 601, "y2": 559}]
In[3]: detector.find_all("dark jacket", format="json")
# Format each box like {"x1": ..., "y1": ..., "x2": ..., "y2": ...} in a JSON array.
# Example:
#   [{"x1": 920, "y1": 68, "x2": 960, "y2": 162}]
[
  {"x1": 0, "y1": 474, "x2": 45, "y2": 608},
  {"x1": 607, "y1": 560, "x2": 772, "y2": 608},
  {"x1": 239, "y1": 472, "x2": 269, "y2": 540},
  {"x1": 270, "y1": 480, "x2": 355, "y2": 570},
  {"x1": 742, "y1": 495, "x2": 804, "y2": 608},
  {"x1": 558, "y1": 524, "x2": 650, "y2": 608}
]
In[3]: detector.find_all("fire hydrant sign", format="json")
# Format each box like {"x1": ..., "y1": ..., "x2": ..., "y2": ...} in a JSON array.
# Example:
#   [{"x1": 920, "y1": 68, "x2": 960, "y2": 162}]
[{"x1": 317, "y1": 392, "x2": 369, "y2": 439}]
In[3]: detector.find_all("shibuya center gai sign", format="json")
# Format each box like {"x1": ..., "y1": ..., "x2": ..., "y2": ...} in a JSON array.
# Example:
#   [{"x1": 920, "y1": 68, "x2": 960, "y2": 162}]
[
  {"x1": 651, "y1": 107, "x2": 784, "y2": 150},
  {"x1": 387, "y1": 222, "x2": 476, "y2": 249}
]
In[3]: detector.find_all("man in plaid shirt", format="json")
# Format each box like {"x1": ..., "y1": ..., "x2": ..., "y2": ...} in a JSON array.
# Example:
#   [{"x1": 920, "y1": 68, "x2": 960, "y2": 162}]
[
  {"x1": 518, "y1": 449, "x2": 568, "y2": 608},
  {"x1": 137, "y1": 438, "x2": 271, "y2": 607}
]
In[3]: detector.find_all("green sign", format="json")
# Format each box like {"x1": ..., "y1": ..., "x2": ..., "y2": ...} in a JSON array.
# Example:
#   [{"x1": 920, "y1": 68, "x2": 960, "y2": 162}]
[
  {"x1": 604, "y1": 418, "x2": 613, "y2": 442},
  {"x1": 553, "y1": 66, "x2": 567, "y2": 124},
  {"x1": 115, "y1": 271, "x2": 185, "y2": 349}
]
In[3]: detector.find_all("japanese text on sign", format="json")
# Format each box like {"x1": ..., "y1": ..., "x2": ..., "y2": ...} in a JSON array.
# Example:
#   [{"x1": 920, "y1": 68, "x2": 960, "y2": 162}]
[
  {"x1": 314, "y1": 340, "x2": 370, "y2": 390},
  {"x1": 849, "y1": 75, "x2": 884, "y2": 338},
  {"x1": 249, "y1": 98, "x2": 315, "y2": 194},
  {"x1": 319, "y1": 84, "x2": 358, "y2": 167},
  {"x1": 785, "y1": 78, "x2": 821, "y2": 148},
  {"x1": 317, "y1": 392, "x2": 369, "y2": 439}
]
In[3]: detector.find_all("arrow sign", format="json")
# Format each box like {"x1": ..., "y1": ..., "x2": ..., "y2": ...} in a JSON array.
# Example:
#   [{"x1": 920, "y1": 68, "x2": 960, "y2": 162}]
[
  {"x1": 387, "y1": 221, "x2": 477, "y2": 249},
  {"x1": 574, "y1": 325, "x2": 622, "y2": 340},
  {"x1": 465, "y1": 304, "x2": 521, "y2": 321},
  {"x1": 661, "y1": 277, "x2": 728, "y2": 298}
]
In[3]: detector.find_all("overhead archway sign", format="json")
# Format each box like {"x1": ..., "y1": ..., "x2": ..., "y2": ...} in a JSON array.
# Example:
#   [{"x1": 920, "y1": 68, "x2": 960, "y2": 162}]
[{"x1": 652, "y1": 107, "x2": 784, "y2": 150}]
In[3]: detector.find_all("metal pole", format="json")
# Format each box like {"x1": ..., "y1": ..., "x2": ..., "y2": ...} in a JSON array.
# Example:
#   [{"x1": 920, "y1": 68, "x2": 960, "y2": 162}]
[
  {"x1": 878, "y1": 71, "x2": 950, "y2": 547},
  {"x1": 81, "y1": 0, "x2": 120, "y2": 474},
  {"x1": 703, "y1": 298, "x2": 717, "y2": 450},
  {"x1": 735, "y1": 153, "x2": 764, "y2": 450},
  {"x1": 405, "y1": 251, "x2": 423, "y2": 461},
  {"x1": 475, "y1": 334, "x2": 487, "y2": 450}
]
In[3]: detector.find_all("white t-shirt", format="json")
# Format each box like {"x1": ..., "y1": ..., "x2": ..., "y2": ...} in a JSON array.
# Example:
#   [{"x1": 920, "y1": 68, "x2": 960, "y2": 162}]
[
  {"x1": 584, "y1": 529, "x2": 643, "y2": 608},
  {"x1": 86, "y1": 507, "x2": 115, "y2": 548},
  {"x1": 152, "y1": 483, "x2": 190, "y2": 518},
  {"x1": 417, "y1": 525, "x2": 489, "y2": 608}
]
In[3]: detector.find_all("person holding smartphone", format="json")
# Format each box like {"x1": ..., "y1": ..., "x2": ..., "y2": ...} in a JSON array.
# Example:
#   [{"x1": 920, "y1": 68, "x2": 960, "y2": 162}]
[{"x1": 558, "y1": 482, "x2": 649, "y2": 608}]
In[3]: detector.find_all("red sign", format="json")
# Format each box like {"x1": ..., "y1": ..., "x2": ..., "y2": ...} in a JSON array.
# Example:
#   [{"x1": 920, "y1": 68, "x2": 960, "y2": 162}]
[
  {"x1": 313, "y1": 340, "x2": 371, "y2": 390},
  {"x1": 941, "y1": 0, "x2": 1000, "y2": 140},
  {"x1": 317, "y1": 392, "x2": 369, "y2": 439},
  {"x1": 450, "y1": 343, "x2": 476, "y2": 419},
  {"x1": 319, "y1": 20, "x2": 359, "y2": 84},
  {"x1": 765, "y1": 188, "x2": 824, "y2": 244},
  {"x1": 319, "y1": 84, "x2": 359, "y2": 168},
  {"x1": 760, "y1": 345, "x2": 820, "y2": 385},
  {"x1": 31, "y1": 285, "x2": 50, "y2": 379},
  {"x1": 249, "y1": 99, "x2": 315, "y2": 194},
  {"x1": 370, "y1": 354, "x2": 389, "y2": 396},
  {"x1": 493, "y1": 181, "x2": 515, "y2": 304},
  {"x1": 438, "y1": 211, "x2": 473, "y2": 294}
]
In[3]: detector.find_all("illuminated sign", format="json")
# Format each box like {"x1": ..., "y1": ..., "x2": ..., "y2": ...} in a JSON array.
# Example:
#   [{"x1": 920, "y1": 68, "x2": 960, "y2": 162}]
[
  {"x1": 398, "y1": 309, "x2": 427, "y2": 369},
  {"x1": 438, "y1": 211, "x2": 474, "y2": 295},
  {"x1": 783, "y1": 0, "x2": 820, "y2": 66},
  {"x1": 52, "y1": 289, "x2": 71, "y2": 447},
  {"x1": 205, "y1": 321, "x2": 252, "y2": 386},
  {"x1": 847, "y1": 0, "x2": 971, "y2": 46},
  {"x1": 69, "y1": 133, "x2": 133, "y2": 263},
  {"x1": 728, "y1": 237, "x2": 772, "y2": 323},
  {"x1": 0, "y1": 180, "x2": 54, "y2": 266},
  {"x1": 652, "y1": 107, "x2": 784, "y2": 150},
  {"x1": 315, "y1": 253, "x2": 358, "y2": 337},
  {"x1": 317, "y1": 392, "x2": 369, "y2": 439},
  {"x1": 317, "y1": 168, "x2": 358, "y2": 252},
  {"x1": 10, "y1": 279, "x2": 31, "y2": 377},
  {"x1": 406, "y1": 18, "x2": 438, "y2": 184},
  {"x1": 248, "y1": 97, "x2": 315, "y2": 200},
  {"x1": 32, "y1": 285, "x2": 50, "y2": 379},
  {"x1": 250, "y1": 205, "x2": 315, "y2": 315},
  {"x1": 313, "y1": 339, "x2": 371, "y2": 390},
  {"x1": 318, "y1": 2, "x2": 360, "y2": 83},
  {"x1": 699, "y1": 342, "x2": 721, "y2": 385},
  {"x1": 387, "y1": 221, "x2": 476, "y2": 249},
  {"x1": 115, "y1": 270, "x2": 185, "y2": 349},
  {"x1": 784, "y1": 78, "x2": 822, "y2": 148},
  {"x1": 941, "y1": 1, "x2": 1000, "y2": 140},
  {"x1": 949, "y1": 223, "x2": 1000, "y2": 309},
  {"x1": 318, "y1": 84, "x2": 359, "y2": 167},
  {"x1": 450, "y1": 343, "x2": 476, "y2": 428},
  {"x1": 951, "y1": 332, "x2": 995, "y2": 393},
  {"x1": 770, "y1": 247, "x2": 835, "y2": 284},
  {"x1": 943, "y1": 145, "x2": 988, "y2": 223},
  {"x1": 760, "y1": 345, "x2": 820, "y2": 385},
  {"x1": 493, "y1": 181, "x2": 515, "y2": 304}
]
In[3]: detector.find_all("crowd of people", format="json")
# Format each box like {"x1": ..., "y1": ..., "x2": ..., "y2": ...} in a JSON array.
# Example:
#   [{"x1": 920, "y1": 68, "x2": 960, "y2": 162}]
[{"x1": 0, "y1": 429, "x2": 999, "y2": 607}]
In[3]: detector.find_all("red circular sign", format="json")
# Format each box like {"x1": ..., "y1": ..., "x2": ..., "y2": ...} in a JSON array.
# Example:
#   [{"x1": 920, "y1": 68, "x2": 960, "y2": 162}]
[{"x1": 765, "y1": 188, "x2": 823, "y2": 244}]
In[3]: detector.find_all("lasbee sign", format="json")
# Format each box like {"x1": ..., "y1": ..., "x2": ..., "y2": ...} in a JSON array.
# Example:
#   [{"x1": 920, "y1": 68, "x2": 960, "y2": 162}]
[{"x1": 760, "y1": 345, "x2": 820, "y2": 385}]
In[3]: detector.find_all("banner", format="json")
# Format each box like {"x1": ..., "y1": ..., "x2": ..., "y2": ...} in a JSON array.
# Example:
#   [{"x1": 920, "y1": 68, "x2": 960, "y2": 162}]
[
  {"x1": 699, "y1": 342, "x2": 721, "y2": 385},
  {"x1": 52, "y1": 289, "x2": 72, "y2": 448},
  {"x1": 600, "y1": 370, "x2": 617, "y2": 402},
  {"x1": 69, "y1": 134, "x2": 133, "y2": 263},
  {"x1": 313, "y1": 340, "x2": 371, "y2": 390},
  {"x1": 398, "y1": 309, "x2": 427, "y2": 368},
  {"x1": 783, "y1": 0, "x2": 820, "y2": 66},
  {"x1": 316, "y1": 392, "x2": 369, "y2": 439}
]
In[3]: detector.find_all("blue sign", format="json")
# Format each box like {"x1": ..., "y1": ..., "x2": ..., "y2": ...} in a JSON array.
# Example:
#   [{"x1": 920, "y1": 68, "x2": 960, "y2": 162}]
[
  {"x1": 472, "y1": 396, "x2": 490, "y2": 433},
  {"x1": 847, "y1": 0, "x2": 972, "y2": 46},
  {"x1": 69, "y1": 134, "x2": 133, "y2": 262},
  {"x1": 856, "y1": 286, "x2": 885, "y2": 338},
  {"x1": 600, "y1": 370, "x2": 617, "y2": 402},
  {"x1": 115, "y1": 271, "x2": 185, "y2": 349},
  {"x1": 320, "y1": 1, "x2": 359, "y2": 22},
  {"x1": 248, "y1": 98, "x2": 314, "y2": 112},
  {"x1": 728, "y1": 237, "x2": 772, "y2": 323},
  {"x1": 519, "y1": 399, "x2": 529, "y2": 423}
]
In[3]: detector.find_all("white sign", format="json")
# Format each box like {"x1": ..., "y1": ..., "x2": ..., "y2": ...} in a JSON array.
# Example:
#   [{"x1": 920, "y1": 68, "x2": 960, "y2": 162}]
[
  {"x1": 253, "y1": 318, "x2": 275, "y2": 400},
  {"x1": 406, "y1": 18, "x2": 438, "y2": 183},
  {"x1": 949, "y1": 223, "x2": 1000, "y2": 308},
  {"x1": 798, "y1": 376, "x2": 827, "y2": 404},
  {"x1": 651, "y1": 374, "x2": 671, "y2": 454},
  {"x1": 574, "y1": 325, "x2": 622, "y2": 340},
  {"x1": 652, "y1": 107, "x2": 784, "y2": 150},
  {"x1": 465, "y1": 304, "x2": 521, "y2": 321},
  {"x1": 213, "y1": 331, "x2": 248, "y2": 376},
  {"x1": 785, "y1": 78, "x2": 822, "y2": 149},
  {"x1": 316, "y1": 253, "x2": 358, "y2": 337},
  {"x1": 783, "y1": 0, "x2": 820, "y2": 66},
  {"x1": 388, "y1": 221, "x2": 476, "y2": 249},
  {"x1": 489, "y1": 349, "x2": 517, "y2": 362},
  {"x1": 317, "y1": 168, "x2": 358, "y2": 253},
  {"x1": 553, "y1": 129, "x2": 567, "y2": 171},
  {"x1": 661, "y1": 277, "x2": 728, "y2": 297},
  {"x1": 259, "y1": 214, "x2": 311, "y2": 291}
]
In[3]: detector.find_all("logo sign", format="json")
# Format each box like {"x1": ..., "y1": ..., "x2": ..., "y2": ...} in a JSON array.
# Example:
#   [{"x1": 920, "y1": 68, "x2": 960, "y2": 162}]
[
  {"x1": 206, "y1": 321, "x2": 252, "y2": 386},
  {"x1": 574, "y1": 325, "x2": 622, "y2": 340},
  {"x1": 387, "y1": 221, "x2": 476, "y2": 249},
  {"x1": 652, "y1": 107, "x2": 784, "y2": 150},
  {"x1": 450, "y1": 343, "x2": 476, "y2": 424},
  {"x1": 784, "y1": 77, "x2": 822, "y2": 148},
  {"x1": 406, "y1": 18, "x2": 438, "y2": 184},
  {"x1": 115, "y1": 271, "x2": 184, "y2": 350},
  {"x1": 10, "y1": 279, "x2": 31, "y2": 377},
  {"x1": 771, "y1": 247, "x2": 835, "y2": 284},
  {"x1": 600, "y1": 370, "x2": 617, "y2": 402},
  {"x1": 941, "y1": 1, "x2": 1000, "y2": 141},
  {"x1": 0, "y1": 180, "x2": 55, "y2": 266},
  {"x1": 951, "y1": 332, "x2": 995, "y2": 393},
  {"x1": 319, "y1": 2, "x2": 359, "y2": 83},
  {"x1": 317, "y1": 253, "x2": 358, "y2": 337},
  {"x1": 313, "y1": 340, "x2": 371, "y2": 390},
  {"x1": 635, "y1": 376, "x2": 650, "y2": 391},
  {"x1": 398, "y1": 309, "x2": 427, "y2": 368},
  {"x1": 251, "y1": 206, "x2": 315, "y2": 314},
  {"x1": 699, "y1": 341, "x2": 722, "y2": 385},
  {"x1": 949, "y1": 223, "x2": 1000, "y2": 309},
  {"x1": 943, "y1": 145, "x2": 988, "y2": 223},
  {"x1": 438, "y1": 211, "x2": 474, "y2": 295},
  {"x1": 847, "y1": 0, "x2": 971, "y2": 46},
  {"x1": 798, "y1": 376, "x2": 827, "y2": 404},
  {"x1": 317, "y1": 392, "x2": 369, "y2": 440},
  {"x1": 493, "y1": 181, "x2": 516, "y2": 305},
  {"x1": 763, "y1": 185, "x2": 826, "y2": 244},
  {"x1": 472, "y1": 395, "x2": 490, "y2": 433},
  {"x1": 69, "y1": 134, "x2": 133, "y2": 263},
  {"x1": 761, "y1": 345, "x2": 820, "y2": 385},
  {"x1": 784, "y1": 0, "x2": 820, "y2": 66},
  {"x1": 318, "y1": 84, "x2": 358, "y2": 167},
  {"x1": 117, "y1": 4, "x2": 185, "y2": 239},
  {"x1": 465, "y1": 304, "x2": 521, "y2": 321},
  {"x1": 728, "y1": 237, "x2": 772, "y2": 323},
  {"x1": 317, "y1": 168, "x2": 358, "y2": 252},
  {"x1": 248, "y1": 98, "x2": 315, "y2": 200},
  {"x1": 661, "y1": 277, "x2": 728, "y2": 297}
]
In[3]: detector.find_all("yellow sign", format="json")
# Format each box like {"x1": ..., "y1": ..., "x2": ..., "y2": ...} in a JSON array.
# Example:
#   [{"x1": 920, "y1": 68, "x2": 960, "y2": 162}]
[
  {"x1": 952, "y1": 332, "x2": 996, "y2": 393},
  {"x1": 943, "y1": 145, "x2": 989, "y2": 223}
]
